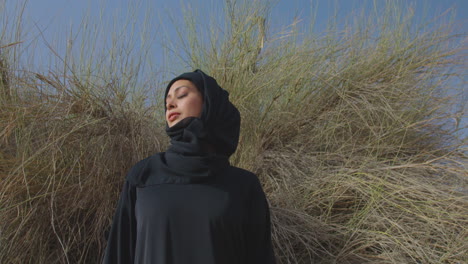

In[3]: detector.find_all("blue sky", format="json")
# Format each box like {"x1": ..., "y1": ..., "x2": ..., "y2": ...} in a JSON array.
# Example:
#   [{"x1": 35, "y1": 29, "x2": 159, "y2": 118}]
[
  {"x1": 14, "y1": 0, "x2": 468, "y2": 34},
  {"x1": 5, "y1": 0, "x2": 467, "y2": 70},
  {"x1": 2, "y1": 0, "x2": 467, "y2": 138},
  {"x1": 11, "y1": 0, "x2": 468, "y2": 30}
]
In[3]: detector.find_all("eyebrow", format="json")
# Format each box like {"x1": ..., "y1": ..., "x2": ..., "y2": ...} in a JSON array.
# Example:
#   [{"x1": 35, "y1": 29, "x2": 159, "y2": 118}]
[{"x1": 166, "y1": 85, "x2": 189, "y2": 99}]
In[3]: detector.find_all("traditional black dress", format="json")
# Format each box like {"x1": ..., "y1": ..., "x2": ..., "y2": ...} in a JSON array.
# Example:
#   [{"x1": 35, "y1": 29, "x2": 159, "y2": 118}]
[{"x1": 102, "y1": 70, "x2": 276, "y2": 264}]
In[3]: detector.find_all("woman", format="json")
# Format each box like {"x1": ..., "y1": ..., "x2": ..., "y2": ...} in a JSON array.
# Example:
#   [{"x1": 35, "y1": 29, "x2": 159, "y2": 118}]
[{"x1": 103, "y1": 69, "x2": 276, "y2": 264}]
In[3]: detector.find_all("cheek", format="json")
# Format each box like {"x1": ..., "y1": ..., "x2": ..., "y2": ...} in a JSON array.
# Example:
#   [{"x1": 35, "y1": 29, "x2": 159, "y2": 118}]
[{"x1": 187, "y1": 98, "x2": 203, "y2": 117}]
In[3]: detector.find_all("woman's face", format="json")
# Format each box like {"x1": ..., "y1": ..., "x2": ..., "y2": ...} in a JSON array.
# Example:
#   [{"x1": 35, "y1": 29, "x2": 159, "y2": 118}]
[{"x1": 165, "y1": 79, "x2": 203, "y2": 127}]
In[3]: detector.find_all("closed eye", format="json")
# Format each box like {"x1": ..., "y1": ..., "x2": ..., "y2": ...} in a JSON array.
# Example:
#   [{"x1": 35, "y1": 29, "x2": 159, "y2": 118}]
[{"x1": 177, "y1": 93, "x2": 188, "y2": 99}]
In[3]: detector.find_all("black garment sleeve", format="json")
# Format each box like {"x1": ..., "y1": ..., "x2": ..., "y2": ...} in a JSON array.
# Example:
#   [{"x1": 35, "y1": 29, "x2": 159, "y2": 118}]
[
  {"x1": 246, "y1": 176, "x2": 277, "y2": 264},
  {"x1": 102, "y1": 180, "x2": 137, "y2": 264}
]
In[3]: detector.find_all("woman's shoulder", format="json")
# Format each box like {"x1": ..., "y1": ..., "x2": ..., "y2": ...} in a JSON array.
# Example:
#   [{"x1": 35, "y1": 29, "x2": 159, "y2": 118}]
[
  {"x1": 226, "y1": 165, "x2": 255, "y2": 175},
  {"x1": 225, "y1": 166, "x2": 267, "y2": 200},
  {"x1": 125, "y1": 152, "x2": 165, "y2": 185},
  {"x1": 225, "y1": 165, "x2": 261, "y2": 185}
]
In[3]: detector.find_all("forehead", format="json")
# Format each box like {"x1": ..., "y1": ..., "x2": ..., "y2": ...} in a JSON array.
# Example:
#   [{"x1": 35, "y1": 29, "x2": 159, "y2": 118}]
[{"x1": 167, "y1": 79, "x2": 197, "y2": 94}]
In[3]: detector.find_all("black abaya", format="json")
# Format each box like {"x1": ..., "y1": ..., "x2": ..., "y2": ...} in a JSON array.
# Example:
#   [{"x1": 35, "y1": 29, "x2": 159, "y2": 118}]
[{"x1": 102, "y1": 154, "x2": 275, "y2": 264}]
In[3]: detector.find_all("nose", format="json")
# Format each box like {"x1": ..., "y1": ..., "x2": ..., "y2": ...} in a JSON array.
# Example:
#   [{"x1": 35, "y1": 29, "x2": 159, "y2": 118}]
[{"x1": 166, "y1": 97, "x2": 176, "y2": 110}]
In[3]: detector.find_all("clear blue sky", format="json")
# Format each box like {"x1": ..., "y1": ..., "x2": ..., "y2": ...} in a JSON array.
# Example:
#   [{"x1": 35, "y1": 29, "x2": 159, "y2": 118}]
[
  {"x1": 2, "y1": 0, "x2": 467, "y2": 138},
  {"x1": 13, "y1": 0, "x2": 468, "y2": 34},
  {"x1": 5, "y1": 0, "x2": 467, "y2": 70}
]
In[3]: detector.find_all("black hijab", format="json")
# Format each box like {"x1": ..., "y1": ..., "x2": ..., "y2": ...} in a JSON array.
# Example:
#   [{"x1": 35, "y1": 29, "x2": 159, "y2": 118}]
[
  {"x1": 164, "y1": 69, "x2": 240, "y2": 157},
  {"x1": 131, "y1": 69, "x2": 240, "y2": 185}
]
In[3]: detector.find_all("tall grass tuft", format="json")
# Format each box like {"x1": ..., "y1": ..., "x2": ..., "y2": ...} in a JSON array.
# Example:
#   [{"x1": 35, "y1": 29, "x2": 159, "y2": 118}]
[
  {"x1": 1, "y1": 0, "x2": 467, "y2": 263},
  {"x1": 0, "y1": 1, "x2": 164, "y2": 263}
]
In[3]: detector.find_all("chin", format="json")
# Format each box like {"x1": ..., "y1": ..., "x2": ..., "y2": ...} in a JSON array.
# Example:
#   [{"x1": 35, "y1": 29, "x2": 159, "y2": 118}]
[{"x1": 167, "y1": 120, "x2": 179, "y2": 128}]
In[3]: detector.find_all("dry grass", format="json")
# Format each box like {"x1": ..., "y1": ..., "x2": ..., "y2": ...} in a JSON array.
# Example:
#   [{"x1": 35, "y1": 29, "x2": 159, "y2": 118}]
[
  {"x1": 0, "y1": 71, "x2": 165, "y2": 262},
  {"x1": 1, "y1": 0, "x2": 467, "y2": 263}
]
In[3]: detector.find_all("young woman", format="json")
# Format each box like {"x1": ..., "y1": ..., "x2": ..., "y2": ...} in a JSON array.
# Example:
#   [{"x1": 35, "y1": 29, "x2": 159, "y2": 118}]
[{"x1": 103, "y1": 69, "x2": 276, "y2": 264}]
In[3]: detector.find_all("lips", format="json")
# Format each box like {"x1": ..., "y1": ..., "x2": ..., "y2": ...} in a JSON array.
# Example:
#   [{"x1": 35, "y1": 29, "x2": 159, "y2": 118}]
[{"x1": 167, "y1": 112, "x2": 180, "y2": 122}]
